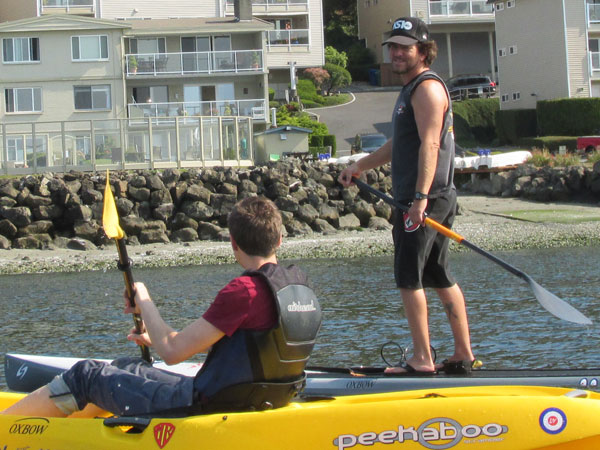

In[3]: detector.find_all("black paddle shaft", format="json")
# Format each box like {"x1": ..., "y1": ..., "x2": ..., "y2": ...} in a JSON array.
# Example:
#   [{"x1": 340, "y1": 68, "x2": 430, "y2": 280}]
[{"x1": 116, "y1": 239, "x2": 153, "y2": 363}]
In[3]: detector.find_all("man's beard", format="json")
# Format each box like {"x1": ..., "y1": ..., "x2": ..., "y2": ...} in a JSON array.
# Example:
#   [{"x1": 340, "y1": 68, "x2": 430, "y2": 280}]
[{"x1": 391, "y1": 58, "x2": 419, "y2": 75}]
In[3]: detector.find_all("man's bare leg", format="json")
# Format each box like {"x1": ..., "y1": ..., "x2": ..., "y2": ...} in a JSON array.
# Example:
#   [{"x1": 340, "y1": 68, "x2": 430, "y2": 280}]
[
  {"x1": 385, "y1": 288, "x2": 435, "y2": 374},
  {"x1": 436, "y1": 283, "x2": 475, "y2": 364}
]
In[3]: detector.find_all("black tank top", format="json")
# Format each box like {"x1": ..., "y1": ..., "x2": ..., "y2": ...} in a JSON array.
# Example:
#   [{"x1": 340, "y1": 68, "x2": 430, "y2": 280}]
[{"x1": 391, "y1": 70, "x2": 455, "y2": 200}]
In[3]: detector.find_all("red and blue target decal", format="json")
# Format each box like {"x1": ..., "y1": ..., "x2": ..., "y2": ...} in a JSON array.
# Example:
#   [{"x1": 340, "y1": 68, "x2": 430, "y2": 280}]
[{"x1": 539, "y1": 407, "x2": 567, "y2": 434}]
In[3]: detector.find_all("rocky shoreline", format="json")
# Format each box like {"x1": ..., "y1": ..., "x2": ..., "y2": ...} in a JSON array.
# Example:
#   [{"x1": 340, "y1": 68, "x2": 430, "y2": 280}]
[
  {"x1": 1, "y1": 160, "x2": 599, "y2": 275},
  {"x1": 1, "y1": 193, "x2": 599, "y2": 275}
]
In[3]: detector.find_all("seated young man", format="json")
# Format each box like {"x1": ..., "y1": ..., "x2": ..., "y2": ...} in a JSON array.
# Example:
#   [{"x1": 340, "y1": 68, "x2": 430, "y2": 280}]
[{"x1": 2, "y1": 196, "x2": 321, "y2": 417}]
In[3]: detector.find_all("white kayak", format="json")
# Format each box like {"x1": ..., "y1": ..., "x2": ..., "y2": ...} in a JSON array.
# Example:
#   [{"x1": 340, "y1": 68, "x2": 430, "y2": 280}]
[{"x1": 5, "y1": 353, "x2": 600, "y2": 397}]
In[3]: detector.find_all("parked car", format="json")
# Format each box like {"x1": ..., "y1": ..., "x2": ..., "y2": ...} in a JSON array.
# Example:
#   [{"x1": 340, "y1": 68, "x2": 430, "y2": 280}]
[
  {"x1": 446, "y1": 75, "x2": 497, "y2": 101},
  {"x1": 352, "y1": 133, "x2": 388, "y2": 154}
]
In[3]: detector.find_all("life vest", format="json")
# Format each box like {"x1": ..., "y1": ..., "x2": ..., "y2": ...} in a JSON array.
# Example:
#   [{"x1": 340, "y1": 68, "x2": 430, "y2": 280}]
[{"x1": 193, "y1": 263, "x2": 321, "y2": 411}]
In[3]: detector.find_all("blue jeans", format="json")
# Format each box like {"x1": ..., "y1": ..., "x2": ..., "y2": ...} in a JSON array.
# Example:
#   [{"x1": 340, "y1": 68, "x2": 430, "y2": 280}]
[{"x1": 61, "y1": 356, "x2": 194, "y2": 416}]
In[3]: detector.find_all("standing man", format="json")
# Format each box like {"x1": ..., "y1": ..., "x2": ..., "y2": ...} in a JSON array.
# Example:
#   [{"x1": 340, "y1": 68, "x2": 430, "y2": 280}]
[{"x1": 339, "y1": 17, "x2": 476, "y2": 375}]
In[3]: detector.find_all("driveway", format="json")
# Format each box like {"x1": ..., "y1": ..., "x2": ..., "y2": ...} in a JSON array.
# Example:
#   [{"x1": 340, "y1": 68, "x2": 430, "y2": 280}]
[{"x1": 306, "y1": 85, "x2": 402, "y2": 156}]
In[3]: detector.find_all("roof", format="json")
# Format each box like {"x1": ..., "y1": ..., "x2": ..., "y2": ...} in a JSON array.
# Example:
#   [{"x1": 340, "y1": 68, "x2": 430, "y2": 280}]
[
  {"x1": 123, "y1": 17, "x2": 273, "y2": 36},
  {"x1": 0, "y1": 14, "x2": 131, "y2": 33},
  {"x1": 256, "y1": 126, "x2": 313, "y2": 136}
]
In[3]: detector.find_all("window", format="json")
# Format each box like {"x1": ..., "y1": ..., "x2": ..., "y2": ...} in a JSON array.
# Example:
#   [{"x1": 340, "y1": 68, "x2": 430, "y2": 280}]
[
  {"x1": 5, "y1": 87, "x2": 42, "y2": 113},
  {"x1": 507, "y1": 0, "x2": 515, "y2": 7},
  {"x1": 2, "y1": 37, "x2": 40, "y2": 63},
  {"x1": 74, "y1": 85, "x2": 111, "y2": 110},
  {"x1": 509, "y1": 45, "x2": 518, "y2": 55},
  {"x1": 129, "y1": 37, "x2": 166, "y2": 54},
  {"x1": 512, "y1": 92, "x2": 521, "y2": 100},
  {"x1": 495, "y1": 2, "x2": 504, "y2": 11},
  {"x1": 501, "y1": 94, "x2": 510, "y2": 102},
  {"x1": 72, "y1": 35, "x2": 108, "y2": 61},
  {"x1": 498, "y1": 48, "x2": 506, "y2": 57}
]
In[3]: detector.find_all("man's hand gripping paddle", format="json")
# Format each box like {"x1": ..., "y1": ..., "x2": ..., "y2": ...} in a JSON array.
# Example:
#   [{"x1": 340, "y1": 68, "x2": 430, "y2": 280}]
[
  {"x1": 352, "y1": 177, "x2": 592, "y2": 326},
  {"x1": 103, "y1": 170, "x2": 153, "y2": 362}
]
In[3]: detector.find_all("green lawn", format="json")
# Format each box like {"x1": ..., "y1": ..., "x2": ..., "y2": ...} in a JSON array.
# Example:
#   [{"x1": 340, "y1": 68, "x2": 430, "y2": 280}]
[{"x1": 502, "y1": 209, "x2": 600, "y2": 224}]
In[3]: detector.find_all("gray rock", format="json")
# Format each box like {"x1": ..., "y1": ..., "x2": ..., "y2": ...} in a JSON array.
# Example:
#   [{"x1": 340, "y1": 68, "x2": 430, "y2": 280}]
[
  {"x1": 198, "y1": 222, "x2": 223, "y2": 240},
  {"x1": 285, "y1": 219, "x2": 313, "y2": 236},
  {"x1": 0, "y1": 234, "x2": 11, "y2": 249},
  {"x1": 368, "y1": 216, "x2": 392, "y2": 230},
  {"x1": 1, "y1": 206, "x2": 32, "y2": 228},
  {"x1": 67, "y1": 238, "x2": 97, "y2": 251},
  {"x1": 171, "y1": 213, "x2": 198, "y2": 231},
  {"x1": 171, "y1": 227, "x2": 198, "y2": 242},
  {"x1": 296, "y1": 203, "x2": 319, "y2": 224},
  {"x1": 181, "y1": 201, "x2": 214, "y2": 221},
  {"x1": 0, "y1": 219, "x2": 18, "y2": 238},
  {"x1": 139, "y1": 229, "x2": 170, "y2": 244},
  {"x1": 339, "y1": 213, "x2": 361, "y2": 229}
]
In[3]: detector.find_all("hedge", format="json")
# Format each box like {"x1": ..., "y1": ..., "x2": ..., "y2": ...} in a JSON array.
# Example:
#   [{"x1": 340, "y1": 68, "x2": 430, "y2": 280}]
[
  {"x1": 518, "y1": 136, "x2": 578, "y2": 153},
  {"x1": 495, "y1": 108, "x2": 537, "y2": 145},
  {"x1": 537, "y1": 98, "x2": 600, "y2": 136},
  {"x1": 452, "y1": 98, "x2": 499, "y2": 147}
]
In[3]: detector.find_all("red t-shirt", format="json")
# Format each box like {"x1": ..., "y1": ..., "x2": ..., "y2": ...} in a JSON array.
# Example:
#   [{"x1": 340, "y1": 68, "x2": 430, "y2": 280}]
[{"x1": 202, "y1": 275, "x2": 277, "y2": 336}]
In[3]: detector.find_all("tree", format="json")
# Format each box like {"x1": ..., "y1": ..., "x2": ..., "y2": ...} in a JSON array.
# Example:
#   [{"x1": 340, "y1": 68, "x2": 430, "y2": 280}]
[
  {"x1": 324, "y1": 46, "x2": 348, "y2": 69},
  {"x1": 303, "y1": 67, "x2": 330, "y2": 92}
]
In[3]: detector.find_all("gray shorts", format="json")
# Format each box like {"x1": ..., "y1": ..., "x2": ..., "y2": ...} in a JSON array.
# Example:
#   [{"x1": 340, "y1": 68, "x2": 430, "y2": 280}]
[{"x1": 52, "y1": 357, "x2": 194, "y2": 416}]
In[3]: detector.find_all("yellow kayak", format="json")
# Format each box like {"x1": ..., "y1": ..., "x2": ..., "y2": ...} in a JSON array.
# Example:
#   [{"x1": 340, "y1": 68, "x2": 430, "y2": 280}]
[{"x1": 1, "y1": 385, "x2": 600, "y2": 449}]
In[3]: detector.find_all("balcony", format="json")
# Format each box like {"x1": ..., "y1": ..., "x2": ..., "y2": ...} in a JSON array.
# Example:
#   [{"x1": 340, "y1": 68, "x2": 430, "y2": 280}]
[
  {"x1": 429, "y1": 0, "x2": 493, "y2": 17},
  {"x1": 127, "y1": 99, "x2": 267, "y2": 122},
  {"x1": 40, "y1": 0, "x2": 95, "y2": 15},
  {"x1": 126, "y1": 50, "x2": 264, "y2": 77},
  {"x1": 589, "y1": 4, "x2": 600, "y2": 24},
  {"x1": 224, "y1": 0, "x2": 308, "y2": 14},
  {"x1": 267, "y1": 29, "x2": 309, "y2": 47}
]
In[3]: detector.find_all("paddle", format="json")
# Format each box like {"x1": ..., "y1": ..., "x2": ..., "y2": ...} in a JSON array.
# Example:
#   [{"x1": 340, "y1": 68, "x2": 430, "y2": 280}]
[
  {"x1": 103, "y1": 170, "x2": 153, "y2": 362},
  {"x1": 351, "y1": 177, "x2": 592, "y2": 325}
]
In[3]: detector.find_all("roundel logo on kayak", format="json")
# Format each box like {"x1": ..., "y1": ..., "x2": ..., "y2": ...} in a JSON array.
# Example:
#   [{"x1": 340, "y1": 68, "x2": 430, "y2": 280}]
[{"x1": 539, "y1": 408, "x2": 567, "y2": 435}]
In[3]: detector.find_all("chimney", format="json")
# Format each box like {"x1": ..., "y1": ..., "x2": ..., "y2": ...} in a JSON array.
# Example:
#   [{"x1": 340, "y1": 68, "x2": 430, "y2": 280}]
[{"x1": 234, "y1": 0, "x2": 252, "y2": 21}]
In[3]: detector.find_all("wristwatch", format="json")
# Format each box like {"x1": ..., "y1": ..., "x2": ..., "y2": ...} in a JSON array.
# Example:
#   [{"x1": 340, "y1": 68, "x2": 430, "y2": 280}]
[{"x1": 414, "y1": 191, "x2": 429, "y2": 200}]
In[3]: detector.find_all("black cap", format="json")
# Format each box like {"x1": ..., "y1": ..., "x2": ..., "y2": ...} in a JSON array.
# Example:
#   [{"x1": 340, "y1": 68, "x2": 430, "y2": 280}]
[{"x1": 382, "y1": 17, "x2": 430, "y2": 46}]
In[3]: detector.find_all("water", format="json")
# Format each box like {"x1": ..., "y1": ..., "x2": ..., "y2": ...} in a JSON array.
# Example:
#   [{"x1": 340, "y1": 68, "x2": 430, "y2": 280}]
[{"x1": 1, "y1": 247, "x2": 599, "y2": 390}]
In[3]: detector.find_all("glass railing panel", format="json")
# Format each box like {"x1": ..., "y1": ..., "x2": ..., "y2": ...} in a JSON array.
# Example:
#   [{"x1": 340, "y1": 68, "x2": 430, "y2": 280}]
[
  {"x1": 590, "y1": 4, "x2": 600, "y2": 22},
  {"x1": 591, "y1": 52, "x2": 600, "y2": 70}
]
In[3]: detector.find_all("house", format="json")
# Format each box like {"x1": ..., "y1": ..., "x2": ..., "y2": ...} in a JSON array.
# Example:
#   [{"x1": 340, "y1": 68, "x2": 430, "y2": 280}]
[
  {"x1": 357, "y1": 0, "x2": 497, "y2": 85},
  {"x1": 489, "y1": 0, "x2": 594, "y2": 110},
  {"x1": 0, "y1": 0, "x2": 326, "y2": 173}
]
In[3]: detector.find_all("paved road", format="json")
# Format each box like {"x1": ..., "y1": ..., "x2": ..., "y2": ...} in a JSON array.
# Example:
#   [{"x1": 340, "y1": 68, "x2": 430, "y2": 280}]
[{"x1": 307, "y1": 87, "x2": 402, "y2": 156}]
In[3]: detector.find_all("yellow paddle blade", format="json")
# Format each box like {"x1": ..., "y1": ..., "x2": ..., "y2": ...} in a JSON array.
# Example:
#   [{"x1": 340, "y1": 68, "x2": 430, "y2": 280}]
[{"x1": 102, "y1": 170, "x2": 124, "y2": 239}]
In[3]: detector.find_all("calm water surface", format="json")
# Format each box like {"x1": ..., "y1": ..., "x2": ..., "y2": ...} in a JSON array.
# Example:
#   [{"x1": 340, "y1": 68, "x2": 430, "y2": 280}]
[{"x1": 1, "y1": 247, "x2": 599, "y2": 390}]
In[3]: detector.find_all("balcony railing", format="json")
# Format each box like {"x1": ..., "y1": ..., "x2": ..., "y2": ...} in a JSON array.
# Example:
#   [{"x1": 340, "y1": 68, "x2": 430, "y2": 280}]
[
  {"x1": 128, "y1": 99, "x2": 267, "y2": 121},
  {"x1": 1, "y1": 116, "x2": 254, "y2": 174},
  {"x1": 126, "y1": 50, "x2": 264, "y2": 76},
  {"x1": 226, "y1": 0, "x2": 307, "y2": 6},
  {"x1": 267, "y1": 29, "x2": 309, "y2": 46},
  {"x1": 590, "y1": 51, "x2": 600, "y2": 71},
  {"x1": 589, "y1": 4, "x2": 600, "y2": 23},
  {"x1": 429, "y1": 0, "x2": 493, "y2": 16}
]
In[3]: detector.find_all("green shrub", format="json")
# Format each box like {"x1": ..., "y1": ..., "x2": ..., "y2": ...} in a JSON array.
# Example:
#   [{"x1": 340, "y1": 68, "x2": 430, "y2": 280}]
[
  {"x1": 268, "y1": 88, "x2": 275, "y2": 101},
  {"x1": 496, "y1": 108, "x2": 537, "y2": 145},
  {"x1": 527, "y1": 148, "x2": 581, "y2": 167},
  {"x1": 452, "y1": 98, "x2": 499, "y2": 146},
  {"x1": 519, "y1": 136, "x2": 577, "y2": 153},
  {"x1": 323, "y1": 134, "x2": 337, "y2": 156},
  {"x1": 587, "y1": 150, "x2": 600, "y2": 164},
  {"x1": 537, "y1": 98, "x2": 600, "y2": 136},
  {"x1": 323, "y1": 63, "x2": 352, "y2": 95}
]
